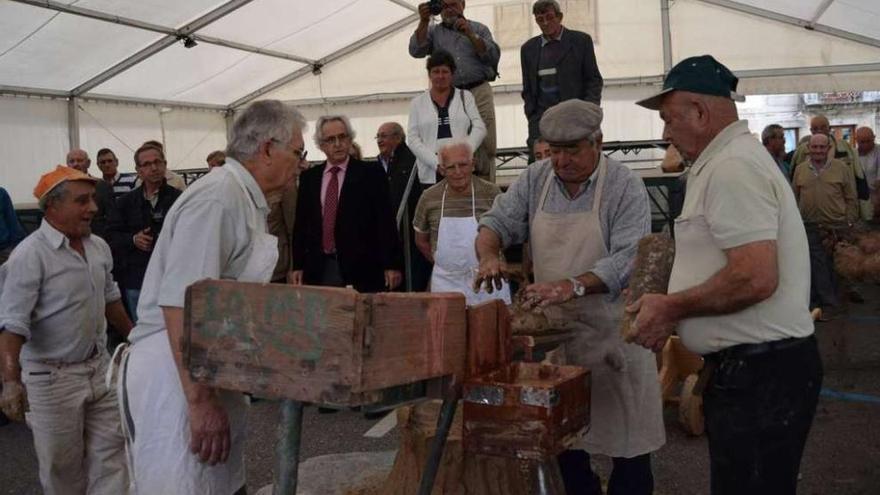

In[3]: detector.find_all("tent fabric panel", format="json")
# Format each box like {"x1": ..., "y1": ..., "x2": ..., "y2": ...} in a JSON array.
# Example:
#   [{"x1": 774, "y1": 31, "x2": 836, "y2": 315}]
[
  {"x1": 197, "y1": 0, "x2": 411, "y2": 60},
  {"x1": 819, "y1": 1, "x2": 880, "y2": 42},
  {"x1": 77, "y1": 101, "x2": 228, "y2": 172},
  {"x1": 737, "y1": 70, "x2": 880, "y2": 95},
  {"x1": 0, "y1": 2, "x2": 57, "y2": 56},
  {"x1": 0, "y1": 11, "x2": 162, "y2": 91},
  {"x1": 670, "y1": 0, "x2": 880, "y2": 72},
  {"x1": 730, "y1": 0, "x2": 824, "y2": 20},
  {"x1": 0, "y1": 96, "x2": 69, "y2": 205},
  {"x1": 72, "y1": 0, "x2": 228, "y2": 30},
  {"x1": 90, "y1": 43, "x2": 303, "y2": 105}
]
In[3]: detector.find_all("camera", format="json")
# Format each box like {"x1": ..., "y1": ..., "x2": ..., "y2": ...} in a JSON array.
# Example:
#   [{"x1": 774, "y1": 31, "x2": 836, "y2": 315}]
[{"x1": 429, "y1": 0, "x2": 442, "y2": 16}]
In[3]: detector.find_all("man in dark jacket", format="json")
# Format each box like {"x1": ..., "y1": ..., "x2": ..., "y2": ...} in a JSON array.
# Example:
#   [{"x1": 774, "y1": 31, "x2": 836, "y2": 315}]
[
  {"x1": 520, "y1": 0, "x2": 603, "y2": 150},
  {"x1": 108, "y1": 143, "x2": 182, "y2": 321},
  {"x1": 291, "y1": 115, "x2": 402, "y2": 293},
  {"x1": 375, "y1": 122, "x2": 431, "y2": 291}
]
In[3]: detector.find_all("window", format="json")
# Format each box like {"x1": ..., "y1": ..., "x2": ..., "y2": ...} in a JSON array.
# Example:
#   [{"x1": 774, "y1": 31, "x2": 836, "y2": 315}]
[
  {"x1": 831, "y1": 125, "x2": 856, "y2": 146},
  {"x1": 783, "y1": 128, "x2": 799, "y2": 153}
]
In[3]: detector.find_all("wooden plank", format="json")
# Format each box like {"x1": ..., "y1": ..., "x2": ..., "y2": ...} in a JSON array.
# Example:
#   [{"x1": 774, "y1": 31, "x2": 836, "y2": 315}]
[
  {"x1": 361, "y1": 292, "x2": 467, "y2": 391},
  {"x1": 184, "y1": 280, "x2": 367, "y2": 404},
  {"x1": 465, "y1": 300, "x2": 512, "y2": 378}
]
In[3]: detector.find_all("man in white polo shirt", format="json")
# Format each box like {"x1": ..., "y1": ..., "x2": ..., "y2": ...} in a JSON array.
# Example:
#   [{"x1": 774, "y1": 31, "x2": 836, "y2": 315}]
[{"x1": 629, "y1": 55, "x2": 821, "y2": 495}]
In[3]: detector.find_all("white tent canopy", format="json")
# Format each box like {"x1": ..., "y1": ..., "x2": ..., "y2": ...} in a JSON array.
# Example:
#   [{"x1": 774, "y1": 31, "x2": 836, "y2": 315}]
[{"x1": 2, "y1": 0, "x2": 880, "y2": 202}]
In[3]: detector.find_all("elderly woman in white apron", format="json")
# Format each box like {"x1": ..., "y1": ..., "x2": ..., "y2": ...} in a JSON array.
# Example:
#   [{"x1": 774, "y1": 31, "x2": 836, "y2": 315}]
[
  {"x1": 413, "y1": 140, "x2": 510, "y2": 305},
  {"x1": 474, "y1": 100, "x2": 664, "y2": 495}
]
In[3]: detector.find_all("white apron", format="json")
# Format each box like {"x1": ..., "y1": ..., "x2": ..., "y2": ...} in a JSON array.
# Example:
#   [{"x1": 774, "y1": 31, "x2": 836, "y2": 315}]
[
  {"x1": 121, "y1": 164, "x2": 279, "y2": 495},
  {"x1": 430, "y1": 182, "x2": 511, "y2": 306},
  {"x1": 530, "y1": 158, "x2": 665, "y2": 458}
]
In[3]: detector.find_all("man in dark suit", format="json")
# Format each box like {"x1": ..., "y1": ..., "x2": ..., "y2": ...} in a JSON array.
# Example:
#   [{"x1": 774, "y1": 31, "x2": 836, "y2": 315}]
[
  {"x1": 520, "y1": 0, "x2": 603, "y2": 151},
  {"x1": 376, "y1": 122, "x2": 431, "y2": 291},
  {"x1": 291, "y1": 116, "x2": 402, "y2": 293}
]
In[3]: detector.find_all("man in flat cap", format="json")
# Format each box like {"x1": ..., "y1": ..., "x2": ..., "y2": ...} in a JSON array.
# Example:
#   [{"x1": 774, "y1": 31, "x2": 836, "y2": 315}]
[
  {"x1": 475, "y1": 99, "x2": 664, "y2": 494},
  {"x1": 0, "y1": 165, "x2": 132, "y2": 493},
  {"x1": 629, "y1": 55, "x2": 820, "y2": 494}
]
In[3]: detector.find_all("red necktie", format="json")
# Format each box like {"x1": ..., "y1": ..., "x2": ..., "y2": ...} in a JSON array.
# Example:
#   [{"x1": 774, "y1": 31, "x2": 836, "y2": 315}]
[{"x1": 322, "y1": 166, "x2": 341, "y2": 254}]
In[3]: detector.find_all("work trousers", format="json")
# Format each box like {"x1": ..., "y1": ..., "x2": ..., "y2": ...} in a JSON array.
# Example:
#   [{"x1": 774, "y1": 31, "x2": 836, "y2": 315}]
[
  {"x1": 557, "y1": 449, "x2": 654, "y2": 495},
  {"x1": 22, "y1": 352, "x2": 128, "y2": 495},
  {"x1": 469, "y1": 82, "x2": 496, "y2": 182},
  {"x1": 804, "y1": 224, "x2": 839, "y2": 308},
  {"x1": 703, "y1": 336, "x2": 823, "y2": 495}
]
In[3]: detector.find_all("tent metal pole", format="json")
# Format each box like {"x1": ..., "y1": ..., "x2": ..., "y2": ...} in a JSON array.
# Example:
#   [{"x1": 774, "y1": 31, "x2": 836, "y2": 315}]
[
  {"x1": 68, "y1": 0, "x2": 257, "y2": 96},
  {"x1": 660, "y1": 0, "x2": 673, "y2": 72},
  {"x1": 67, "y1": 97, "x2": 80, "y2": 150},
  {"x1": 809, "y1": 0, "x2": 836, "y2": 24},
  {"x1": 698, "y1": 0, "x2": 880, "y2": 49}
]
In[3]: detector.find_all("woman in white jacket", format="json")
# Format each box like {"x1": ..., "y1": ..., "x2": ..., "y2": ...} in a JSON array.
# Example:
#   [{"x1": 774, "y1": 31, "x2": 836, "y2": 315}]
[{"x1": 407, "y1": 50, "x2": 486, "y2": 187}]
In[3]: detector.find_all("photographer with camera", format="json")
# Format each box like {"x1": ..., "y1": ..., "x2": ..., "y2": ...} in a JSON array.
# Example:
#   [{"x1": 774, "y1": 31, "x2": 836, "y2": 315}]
[
  {"x1": 409, "y1": 0, "x2": 500, "y2": 182},
  {"x1": 107, "y1": 143, "x2": 182, "y2": 322}
]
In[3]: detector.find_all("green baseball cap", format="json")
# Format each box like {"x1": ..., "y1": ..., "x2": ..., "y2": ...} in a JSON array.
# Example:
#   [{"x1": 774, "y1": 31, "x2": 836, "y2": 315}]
[{"x1": 636, "y1": 55, "x2": 745, "y2": 110}]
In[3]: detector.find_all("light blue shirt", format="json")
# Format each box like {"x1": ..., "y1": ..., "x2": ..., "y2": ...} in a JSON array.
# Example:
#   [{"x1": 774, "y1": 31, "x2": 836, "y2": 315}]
[{"x1": 0, "y1": 220, "x2": 120, "y2": 363}]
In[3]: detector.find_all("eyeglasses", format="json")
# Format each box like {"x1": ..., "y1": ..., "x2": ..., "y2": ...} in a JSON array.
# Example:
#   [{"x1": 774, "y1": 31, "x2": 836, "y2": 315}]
[
  {"x1": 321, "y1": 133, "x2": 350, "y2": 146},
  {"x1": 295, "y1": 149, "x2": 308, "y2": 161}
]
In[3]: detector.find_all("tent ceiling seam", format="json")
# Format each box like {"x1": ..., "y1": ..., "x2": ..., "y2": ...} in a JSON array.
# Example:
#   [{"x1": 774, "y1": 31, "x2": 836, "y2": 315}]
[
  {"x1": 809, "y1": 0, "x2": 836, "y2": 25},
  {"x1": 697, "y1": 0, "x2": 880, "y2": 49}
]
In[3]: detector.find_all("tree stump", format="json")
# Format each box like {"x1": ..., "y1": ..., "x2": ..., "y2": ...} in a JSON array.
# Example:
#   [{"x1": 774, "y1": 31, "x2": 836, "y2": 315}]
[{"x1": 377, "y1": 400, "x2": 530, "y2": 495}]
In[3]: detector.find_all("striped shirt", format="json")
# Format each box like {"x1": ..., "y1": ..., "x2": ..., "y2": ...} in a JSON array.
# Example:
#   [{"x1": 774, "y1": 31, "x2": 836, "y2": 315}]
[{"x1": 413, "y1": 177, "x2": 500, "y2": 253}]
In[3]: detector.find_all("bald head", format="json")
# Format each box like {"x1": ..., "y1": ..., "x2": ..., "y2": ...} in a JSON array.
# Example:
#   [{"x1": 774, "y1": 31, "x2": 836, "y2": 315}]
[
  {"x1": 856, "y1": 127, "x2": 875, "y2": 156},
  {"x1": 659, "y1": 91, "x2": 739, "y2": 162},
  {"x1": 810, "y1": 115, "x2": 830, "y2": 136},
  {"x1": 66, "y1": 149, "x2": 90, "y2": 174},
  {"x1": 808, "y1": 133, "x2": 831, "y2": 166}
]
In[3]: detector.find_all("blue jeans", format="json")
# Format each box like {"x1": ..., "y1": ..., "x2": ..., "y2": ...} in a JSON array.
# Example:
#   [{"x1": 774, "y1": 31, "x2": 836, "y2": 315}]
[{"x1": 124, "y1": 289, "x2": 141, "y2": 323}]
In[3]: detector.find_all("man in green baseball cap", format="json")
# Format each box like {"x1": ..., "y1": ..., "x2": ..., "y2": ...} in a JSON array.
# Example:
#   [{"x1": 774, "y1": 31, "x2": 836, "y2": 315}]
[{"x1": 629, "y1": 55, "x2": 822, "y2": 494}]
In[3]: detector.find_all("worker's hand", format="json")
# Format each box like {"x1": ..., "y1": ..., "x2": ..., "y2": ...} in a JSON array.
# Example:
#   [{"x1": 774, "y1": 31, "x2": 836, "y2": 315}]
[
  {"x1": 521, "y1": 280, "x2": 574, "y2": 310},
  {"x1": 626, "y1": 294, "x2": 678, "y2": 352},
  {"x1": 474, "y1": 255, "x2": 507, "y2": 294},
  {"x1": 133, "y1": 228, "x2": 154, "y2": 252},
  {"x1": 417, "y1": 2, "x2": 432, "y2": 22},
  {"x1": 454, "y1": 17, "x2": 472, "y2": 36},
  {"x1": 0, "y1": 380, "x2": 27, "y2": 423},
  {"x1": 385, "y1": 270, "x2": 402, "y2": 290},
  {"x1": 188, "y1": 396, "x2": 230, "y2": 465},
  {"x1": 289, "y1": 270, "x2": 304, "y2": 285}
]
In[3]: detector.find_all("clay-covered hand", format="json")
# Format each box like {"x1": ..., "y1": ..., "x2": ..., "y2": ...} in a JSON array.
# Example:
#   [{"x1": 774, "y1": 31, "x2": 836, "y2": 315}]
[
  {"x1": 0, "y1": 380, "x2": 27, "y2": 423},
  {"x1": 473, "y1": 255, "x2": 507, "y2": 294},
  {"x1": 626, "y1": 293, "x2": 678, "y2": 352},
  {"x1": 521, "y1": 280, "x2": 574, "y2": 310}
]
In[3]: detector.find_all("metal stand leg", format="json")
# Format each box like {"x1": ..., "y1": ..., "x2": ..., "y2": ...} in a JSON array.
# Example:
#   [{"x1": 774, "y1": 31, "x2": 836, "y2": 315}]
[
  {"x1": 273, "y1": 400, "x2": 305, "y2": 495},
  {"x1": 416, "y1": 397, "x2": 458, "y2": 495},
  {"x1": 520, "y1": 458, "x2": 566, "y2": 495}
]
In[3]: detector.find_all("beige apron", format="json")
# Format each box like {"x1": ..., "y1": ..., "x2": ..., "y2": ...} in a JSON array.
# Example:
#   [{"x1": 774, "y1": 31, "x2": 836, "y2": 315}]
[{"x1": 529, "y1": 158, "x2": 665, "y2": 458}]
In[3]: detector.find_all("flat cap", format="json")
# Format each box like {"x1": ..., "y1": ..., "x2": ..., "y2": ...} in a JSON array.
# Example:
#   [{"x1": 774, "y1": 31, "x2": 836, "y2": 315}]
[
  {"x1": 34, "y1": 165, "x2": 97, "y2": 201},
  {"x1": 539, "y1": 99, "x2": 603, "y2": 146}
]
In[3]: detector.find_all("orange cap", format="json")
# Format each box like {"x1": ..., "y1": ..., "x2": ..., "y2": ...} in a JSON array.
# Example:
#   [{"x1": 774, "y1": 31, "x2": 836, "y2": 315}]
[{"x1": 33, "y1": 165, "x2": 98, "y2": 201}]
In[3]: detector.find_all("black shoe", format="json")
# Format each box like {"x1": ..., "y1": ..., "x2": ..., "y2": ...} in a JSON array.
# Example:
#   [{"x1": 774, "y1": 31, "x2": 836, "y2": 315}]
[
  {"x1": 318, "y1": 406, "x2": 340, "y2": 414},
  {"x1": 848, "y1": 289, "x2": 865, "y2": 304},
  {"x1": 363, "y1": 411, "x2": 388, "y2": 420}
]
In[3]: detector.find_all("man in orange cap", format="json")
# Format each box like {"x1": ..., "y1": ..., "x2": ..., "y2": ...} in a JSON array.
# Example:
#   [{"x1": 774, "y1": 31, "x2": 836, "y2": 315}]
[{"x1": 0, "y1": 165, "x2": 133, "y2": 493}]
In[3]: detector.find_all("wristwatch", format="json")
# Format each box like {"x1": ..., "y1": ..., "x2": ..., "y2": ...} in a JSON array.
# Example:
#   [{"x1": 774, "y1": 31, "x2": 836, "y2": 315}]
[{"x1": 568, "y1": 277, "x2": 586, "y2": 298}]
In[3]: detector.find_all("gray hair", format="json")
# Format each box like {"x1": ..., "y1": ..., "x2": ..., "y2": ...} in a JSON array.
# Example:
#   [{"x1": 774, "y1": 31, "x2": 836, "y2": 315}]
[
  {"x1": 314, "y1": 115, "x2": 357, "y2": 147},
  {"x1": 38, "y1": 182, "x2": 70, "y2": 212},
  {"x1": 438, "y1": 139, "x2": 474, "y2": 164},
  {"x1": 226, "y1": 100, "x2": 307, "y2": 163},
  {"x1": 761, "y1": 124, "x2": 784, "y2": 145},
  {"x1": 533, "y1": 0, "x2": 562, "y2": 15}
]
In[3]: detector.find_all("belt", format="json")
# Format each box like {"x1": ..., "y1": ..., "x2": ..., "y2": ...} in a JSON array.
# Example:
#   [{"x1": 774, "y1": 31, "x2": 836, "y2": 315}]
[
  {"x1": 704, "y1": 335, "x2": 814, "y2": 363},
  {"x1": 456, "y1": 80, "x2": 486, "y2": 91},
  {"x1": 31, "y1": 344, "x2": 101, "y2": 367}
]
